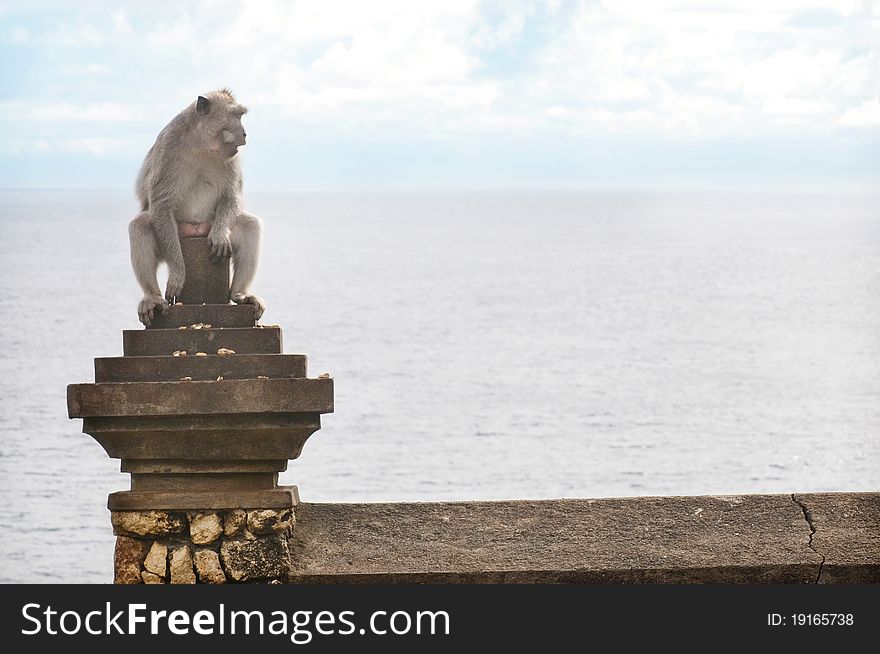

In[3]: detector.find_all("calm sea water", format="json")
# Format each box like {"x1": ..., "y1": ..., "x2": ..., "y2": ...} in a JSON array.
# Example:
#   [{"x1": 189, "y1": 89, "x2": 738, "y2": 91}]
[{"x1": 0, "y1": 189, "x2": 878, "y2": 582}]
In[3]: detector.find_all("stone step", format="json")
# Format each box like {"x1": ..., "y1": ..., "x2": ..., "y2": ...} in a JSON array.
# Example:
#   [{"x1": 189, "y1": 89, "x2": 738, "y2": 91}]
[
  {"x1": 82, "y1": 413, "x2": 321, "y2": 460},
  {"x1": 147, "y1": 304, "x2": 257, "y2": 329},
  {"x1": 108, "y1": 487, "x2": 299, "y2": 511},
  {"x1": 68, "y1": 377, "x2": 333, "y2": 417},
  {"x1": 122, "y1": 326, "x2": 282, "y2": 356},
  {"x1": 95, "y1": 353, "x2": 307, "y2": 382}
]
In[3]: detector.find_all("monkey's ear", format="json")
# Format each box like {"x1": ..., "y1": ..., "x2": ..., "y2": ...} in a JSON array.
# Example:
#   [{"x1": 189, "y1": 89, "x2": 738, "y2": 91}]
[{"x1": 196, "y1": 96, "x2": 211, "y2": 115}]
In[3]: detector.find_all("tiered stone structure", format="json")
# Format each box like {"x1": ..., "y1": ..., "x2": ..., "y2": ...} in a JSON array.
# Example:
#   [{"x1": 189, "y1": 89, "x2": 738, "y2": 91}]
[{"x1": 67, "y1": 237, "x2": 333, "y2": 583}]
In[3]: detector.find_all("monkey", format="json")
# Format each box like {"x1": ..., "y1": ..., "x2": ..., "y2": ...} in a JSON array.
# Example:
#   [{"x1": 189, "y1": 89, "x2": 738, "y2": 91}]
[{"x1": 129, "y1": 88, "x2": 265, "y2": 325}]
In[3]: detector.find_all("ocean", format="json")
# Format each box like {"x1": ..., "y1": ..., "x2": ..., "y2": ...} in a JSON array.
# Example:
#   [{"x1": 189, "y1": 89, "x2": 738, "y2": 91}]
[{"x1": 0, "y1": 188, "x2": 878, "y2": 582}]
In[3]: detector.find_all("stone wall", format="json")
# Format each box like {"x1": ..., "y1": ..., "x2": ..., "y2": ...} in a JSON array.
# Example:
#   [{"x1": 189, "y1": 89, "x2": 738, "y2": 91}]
[
  {"x1": 110, "y1": 492, "x2": 880, "y2": 584},
  {"x1": 112, "y1": 508, "x2": 294, "y2": 584},
  {"x1": 287, "y1": 493, "x2": 880, "y2": 584}
]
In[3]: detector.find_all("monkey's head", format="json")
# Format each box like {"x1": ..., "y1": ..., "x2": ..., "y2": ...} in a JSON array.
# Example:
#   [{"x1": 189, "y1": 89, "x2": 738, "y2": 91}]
[{"x1": 193, "y1": 89, "x2": 248, "y2": 159}]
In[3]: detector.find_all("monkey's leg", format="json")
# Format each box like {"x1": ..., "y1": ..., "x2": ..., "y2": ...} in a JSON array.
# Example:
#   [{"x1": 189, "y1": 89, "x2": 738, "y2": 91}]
[
  {"x1": 229, "y1": 211, "x2": 266, "y2": 320},
  {"x1": 129, "y1": 211, "x2": 169, "y2": 325}
]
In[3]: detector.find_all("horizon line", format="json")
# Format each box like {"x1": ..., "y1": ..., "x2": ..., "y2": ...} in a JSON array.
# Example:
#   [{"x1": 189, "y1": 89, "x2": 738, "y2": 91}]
[{"x1": 1, "y1": 184, "x2": 879, "y2": 195}]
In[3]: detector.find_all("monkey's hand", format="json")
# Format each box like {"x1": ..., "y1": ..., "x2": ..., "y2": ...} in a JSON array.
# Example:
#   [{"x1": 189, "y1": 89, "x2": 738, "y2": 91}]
[
  {"x1": 232, "y1": 292, "x2": 266, "y2": 321},
  {"x1": 209, "y1": 228, "x2": 232, "y2": 260},
  {"x1": 165, "y1": 264, "x2": 186, "y2": 302},
  {"x1": 138, "y1": 294, "x2": 169, "y2": 326}
]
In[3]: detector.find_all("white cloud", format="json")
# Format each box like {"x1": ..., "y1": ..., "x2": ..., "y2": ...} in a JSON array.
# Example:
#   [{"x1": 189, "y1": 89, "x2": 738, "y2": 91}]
[
  {"x1": 0, "y1": 101, "x2": 137, "y2": 121},
  {"x1": 61, "y1": 63, "x2": 112, "y2": 75},
  {"x1": 111, "y1": 9, "x2": 133, "y2": 35},
  {"x1": 763, "y1": 95, "x2": 836, "y2": 116},
  {"x1": 10, "y1": 25, "x2": 29, "y2": 43},
  {"x1": 836, "y1": 98, "x2": 880, "y2": 127},
  {"x1": 545, "y1": 105, "x2": 574, "y2": 118},
  {"x1": 56, "y1": 136, "x2": 131, "y2": 155},
  {"x1": 0, "y1": 135, "x2": 132, "y2": 157},
  {"x1": 44, "y1": 22, "x2": 103, "y2": 47},
  {"x1": 2, "y1": 0, "x2": 879, "y2": 145},
  {"x1": 518, "y1": 1, "x2": 879, "y2": 137}
]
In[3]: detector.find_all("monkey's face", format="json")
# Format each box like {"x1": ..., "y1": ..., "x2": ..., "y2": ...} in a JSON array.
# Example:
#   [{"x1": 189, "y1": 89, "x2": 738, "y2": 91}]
[
  {"x1": 195, "y1": 92, "x2": 248, "y2": 159},
  {"x1": 217, "y1": 115, "x2": 247, "y2": 159}
]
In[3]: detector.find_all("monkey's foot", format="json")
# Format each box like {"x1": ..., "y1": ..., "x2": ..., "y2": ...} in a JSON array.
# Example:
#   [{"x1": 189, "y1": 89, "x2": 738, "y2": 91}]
[
  {"x1": 231, "y1": 292, "x2": 265, "y2": 320},
  {"x1": 164, "y1": 268, "x2": 185, "y2": 303},
  {"x1": 138, "y1": 294, "x2": 169, "y2": 326}
]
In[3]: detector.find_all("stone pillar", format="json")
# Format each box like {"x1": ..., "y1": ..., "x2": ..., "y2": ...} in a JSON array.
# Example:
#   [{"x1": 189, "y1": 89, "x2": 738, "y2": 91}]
[
  {"x1": 67, "y1": 237, "x2": 333, "y2": 583},
  {"x1": 177, "y1": 237, "x2": 231, "y2": 305}
]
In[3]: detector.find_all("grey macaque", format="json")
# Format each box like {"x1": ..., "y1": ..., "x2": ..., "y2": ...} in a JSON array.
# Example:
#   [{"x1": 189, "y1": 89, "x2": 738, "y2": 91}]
[{"x1": 129, "y1": 88, "x2": 264, "y2": 325}]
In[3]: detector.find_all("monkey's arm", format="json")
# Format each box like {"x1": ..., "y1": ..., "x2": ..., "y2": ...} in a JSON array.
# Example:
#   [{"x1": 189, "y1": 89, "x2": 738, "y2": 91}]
[{"x1": 208, "y1": 189, "x2": 240, "y2": 259}]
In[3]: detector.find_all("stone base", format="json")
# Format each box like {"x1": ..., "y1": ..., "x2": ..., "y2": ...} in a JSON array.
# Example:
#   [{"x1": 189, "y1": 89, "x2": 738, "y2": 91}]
[{"x1": 112, "y1": 507, "x2": 295, "y2": 584}]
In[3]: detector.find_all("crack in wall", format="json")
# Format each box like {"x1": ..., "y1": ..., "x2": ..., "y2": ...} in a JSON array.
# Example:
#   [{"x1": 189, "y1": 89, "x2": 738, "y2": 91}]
[{"x1": 792, "y1": 494, "x2": 824, "y2": 584}]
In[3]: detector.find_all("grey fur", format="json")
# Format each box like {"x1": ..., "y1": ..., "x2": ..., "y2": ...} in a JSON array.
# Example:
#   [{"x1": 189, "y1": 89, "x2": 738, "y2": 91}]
[{"x1": 129, "y1": 89, "x2": 265, "y2": 325}]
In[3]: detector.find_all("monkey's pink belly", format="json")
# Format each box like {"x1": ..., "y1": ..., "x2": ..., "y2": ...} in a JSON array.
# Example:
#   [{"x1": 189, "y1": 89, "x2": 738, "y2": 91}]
[{"x1": 177, "y1": 222, "x2": 211, "y2": 238}]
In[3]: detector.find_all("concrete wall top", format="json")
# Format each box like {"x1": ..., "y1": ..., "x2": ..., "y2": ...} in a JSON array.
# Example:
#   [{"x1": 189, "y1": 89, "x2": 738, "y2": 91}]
[{"x1": 288, "y1": 492, "x2": 879, "y2": 583}]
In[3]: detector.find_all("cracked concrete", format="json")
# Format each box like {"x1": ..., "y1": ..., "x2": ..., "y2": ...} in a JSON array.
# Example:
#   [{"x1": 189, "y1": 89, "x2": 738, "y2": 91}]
[
  {"x1": 792, "y1": 494, "x2": 825, "y2": 583},
  {"x1": 793, "y1": 493, "x2": 880, "y2": 584},
  {"x1": 287, "y1": 493, "x2": 864, "y2": 583}
]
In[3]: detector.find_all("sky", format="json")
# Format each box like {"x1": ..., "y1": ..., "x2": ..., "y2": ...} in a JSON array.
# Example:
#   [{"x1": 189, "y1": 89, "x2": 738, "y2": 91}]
[{"x1": 0, "y1": 0, "x2": 878, "y2": 191}]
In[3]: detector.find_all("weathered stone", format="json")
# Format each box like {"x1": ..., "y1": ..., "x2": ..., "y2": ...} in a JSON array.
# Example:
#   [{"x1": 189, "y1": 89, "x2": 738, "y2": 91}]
[
  {"x1": 248, "y1": 508, "x2": 294, "y2": 535},
  {"x1": 146, "y1": 303, "x2": 256, "y2": 330},
  {"x1": 189, "y1": 512, "x2": 223, "y2": 544},
  {"x1": 170, "y1": 546, "x2": 196, "y2": 584},
  {"x1": 289, "y1": 496, "x2": 825, "y2": 583},
  {"x1": 796, "y1": 492, "x2": 880, "y2": 583},
  {"x1": 142, "y1": 571, "x2": 165, "y2": 584},
  {"x1": 132, "y1": 472, "x2": 278, "y2": 492},
  {"x1": 108, "y1": 489, "x2": 297, "y2": 511},
  {"x1": 69, "y1": 378, "x2": 332, "y2": 419},
  {"x1": 221, "y1": 533, "x2": 290, "y2": 582},
  {"x1": 114, "y1": 536, "x2": 150, "y2": 584},
  {"x1": 177, "y1": 236, "x2": 230, "y2": 305},
  {"x1": 143, "y1": 541, "x2": 168, "y2": 577},
  {"x1": 224, "y1": 509, "x2": 247, "y2": 536},
  {"x1": 123, "y1": 460, "x2": 288, "y2": 474},
  {"x1": 95, "y1": 353, "x2": 306, "y2": 383},
  {"x1": 85, "y1": 413, "x2": 320, "y2": 461},
  {"x1": 194, "y1": 549, "x2": 227, "y2": 584},
  {"x1": 111, "y1": 510, "x2": 185, "y2": 537},
  {"x1": 121, "y1": 326, "x2": 282, "y2": 357}
]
